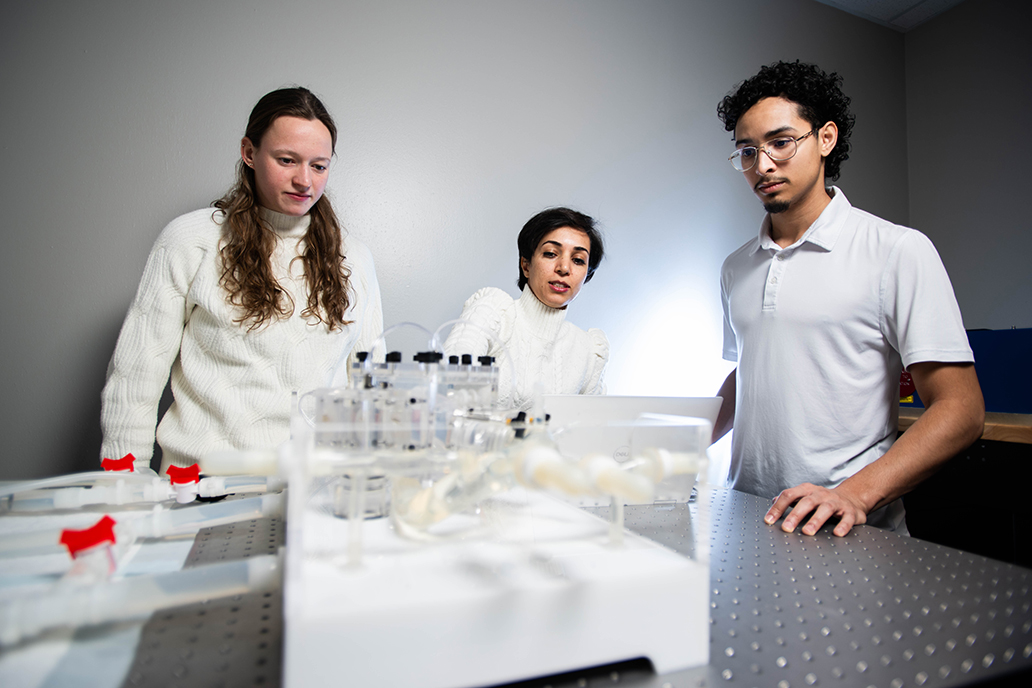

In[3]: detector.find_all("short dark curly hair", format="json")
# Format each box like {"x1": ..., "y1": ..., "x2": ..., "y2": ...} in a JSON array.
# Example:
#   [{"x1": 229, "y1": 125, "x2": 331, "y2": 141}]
[{"x1": 717, "y1": 60, "x2": 855, "y2": 181}]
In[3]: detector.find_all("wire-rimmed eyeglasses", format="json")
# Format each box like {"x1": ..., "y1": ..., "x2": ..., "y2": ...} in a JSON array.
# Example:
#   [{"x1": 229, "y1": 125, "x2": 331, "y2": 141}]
[{"x1": 728, "y1": 129, "x2": 817, "y2": 172}]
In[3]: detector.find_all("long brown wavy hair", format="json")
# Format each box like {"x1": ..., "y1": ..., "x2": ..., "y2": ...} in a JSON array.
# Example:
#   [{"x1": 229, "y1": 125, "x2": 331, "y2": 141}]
[{"x1": 213, "y1": 87, "x2": 352, "y2": 331}]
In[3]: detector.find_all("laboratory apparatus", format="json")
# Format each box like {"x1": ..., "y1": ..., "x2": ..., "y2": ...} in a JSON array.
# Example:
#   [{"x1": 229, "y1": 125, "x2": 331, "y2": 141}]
[
  {"x1": 282, "y1": 321, "x2": 713, "y2": 688},
  {"x1": 0, "y1": 455, "x2": 288, "y2": 643}
]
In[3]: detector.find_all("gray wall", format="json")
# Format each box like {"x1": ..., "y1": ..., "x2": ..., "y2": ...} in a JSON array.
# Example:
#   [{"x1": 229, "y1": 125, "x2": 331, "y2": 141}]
[
  {"x1": 0, "y1": 0, "x2": 910, "y2": 479},
  {"x1": 906, "y1": 0, "x2": 1032, "y2": 330}
]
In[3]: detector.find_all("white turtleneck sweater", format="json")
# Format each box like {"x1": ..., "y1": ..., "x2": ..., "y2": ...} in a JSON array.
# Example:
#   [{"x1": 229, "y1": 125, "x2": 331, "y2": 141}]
[
  {"x1": 100, "y1": 207, "x2": 383, "y2": 473},
  {"x1": 444, "y1": 286, "x2": 608, "y2": 411}
]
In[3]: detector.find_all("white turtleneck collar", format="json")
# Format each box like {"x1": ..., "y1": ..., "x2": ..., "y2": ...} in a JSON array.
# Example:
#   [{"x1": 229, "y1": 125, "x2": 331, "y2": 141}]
[
  {"x1": 259, "y1": 207, "x2": 311, "y2": 239},
  {"x1": 516, "y1": 284, "x2": 568, "y2": 340}
]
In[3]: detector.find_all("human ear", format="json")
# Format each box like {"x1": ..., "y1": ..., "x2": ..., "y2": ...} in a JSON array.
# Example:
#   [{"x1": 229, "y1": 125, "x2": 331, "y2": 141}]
[
  {"x1": 819, "y1": 122, "x2": 839, "y2": 156},
  {"x1": 520, "y1": 257, "x2": 530, "y2": 278},
  {"x1": 240, "y1": 137, "x2": 256, "y2": 167}
]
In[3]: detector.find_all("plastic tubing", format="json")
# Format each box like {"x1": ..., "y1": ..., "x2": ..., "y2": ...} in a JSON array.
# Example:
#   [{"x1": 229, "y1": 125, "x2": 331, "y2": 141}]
[
  {"x1": 1, "y1": 478, "x2": 174, "y2": 512},
  {"x1": 200, "y1": 450, "x2": 280, "y2": 477},
  {"x1": 391, "y1": 454, "x2": 514, "y2": 535},
  {"x1": 0, "y1": 494, "x2": 285, "y2": 559},
  {"x1": 324, "y1": 321, "x2": 431, "y2": 391},
  {"x1": 514, "y1": 442, "x2": 592, "y2": 496},
  {"x1": 134, "y1": 492, "x2": 285, "y2": 538},
  {"x1": 0, "y1": 471, "x2": 158, "y2": 500},
  {"x1": 580, "y1": 454, "x2": 655, "y2": 504},
  {"x1": 627, "y1": 448, "x2": 704, "y2": 482},
  {"x1": 0, "y1": 553, "x2": 281, "y2": 646},
  {"x1": 198, "y1": 475, "x2": 285, "y2": 498}
]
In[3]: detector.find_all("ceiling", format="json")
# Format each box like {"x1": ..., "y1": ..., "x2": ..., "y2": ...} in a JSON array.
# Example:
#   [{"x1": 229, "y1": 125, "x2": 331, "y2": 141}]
[{"x1": 813, "y1": 0, "x2": 968, "y2": 31}]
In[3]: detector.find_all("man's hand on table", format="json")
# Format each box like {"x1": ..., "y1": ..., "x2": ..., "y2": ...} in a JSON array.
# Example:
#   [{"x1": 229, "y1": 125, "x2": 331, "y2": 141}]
[{"x1": 764, "y1": 482, "x2": 868, "y2": 537}]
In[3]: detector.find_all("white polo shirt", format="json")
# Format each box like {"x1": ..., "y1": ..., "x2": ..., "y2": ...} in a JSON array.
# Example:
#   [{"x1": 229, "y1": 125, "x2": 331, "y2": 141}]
[{"x1": 720, "y1": 188, "x2": 972, "y2": 530}]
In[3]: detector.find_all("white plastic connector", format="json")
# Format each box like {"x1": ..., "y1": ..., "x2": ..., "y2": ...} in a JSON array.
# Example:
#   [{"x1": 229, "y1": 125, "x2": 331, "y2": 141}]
[
  {"x1": 173, "y1": 482, "x2": 199, "y2": 504},
  {"x1": 580, "y1": 454, "x2": 655, "y2": 503},
  {"x1": 517, "y1": 443, "x2": 591, "y2": 496}
]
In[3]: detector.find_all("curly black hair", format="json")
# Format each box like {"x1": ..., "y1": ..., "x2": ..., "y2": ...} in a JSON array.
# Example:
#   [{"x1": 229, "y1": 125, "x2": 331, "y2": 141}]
[{"x1": 717, "y1": 60, "x2": 855, "y2": 182}]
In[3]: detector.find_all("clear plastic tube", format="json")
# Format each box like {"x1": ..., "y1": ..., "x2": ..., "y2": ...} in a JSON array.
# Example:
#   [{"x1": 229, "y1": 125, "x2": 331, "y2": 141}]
[
  {"x1": 580, "y1": 454, "x2": 655, "y2": 503},
  {"x1": 1, "y1": 477, "x2": 174, "y2": 512},
  {"x1": 0, "y1": 474, "x2": 286, "y2": 511},
  {"x1": 197, "y1": 475, "x2": 285, "y2": 498},
  {"x1": 0, "y1": 494, "x2": 284, "y2": 559},
  {"x1": 625, "y1": 447, "x2": 704, "y2": 482},
  {"x1": 0, "y1": 554, "x2": 281, "y2": 646},
  {"x1": 391, "y1": 457, "x2": 513, "y2": 534},
  {"x1": 132, "y1": 492, "x2": 285, "y2": 538},
  {"x1": 200, "y1": 449, "x2": 280, "y2": 476},
  {"x1": 514, "y1": 441, "x2": 592, "y2": 496},
  {"x1": 0, "y1": 470, "x2": 158, "y2": 499}
]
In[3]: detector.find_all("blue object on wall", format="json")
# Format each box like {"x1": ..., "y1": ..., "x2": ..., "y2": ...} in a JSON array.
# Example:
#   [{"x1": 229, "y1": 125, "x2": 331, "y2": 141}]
[{"x1": 901, "y1": 328, "x2": 1032, "y2": 414}]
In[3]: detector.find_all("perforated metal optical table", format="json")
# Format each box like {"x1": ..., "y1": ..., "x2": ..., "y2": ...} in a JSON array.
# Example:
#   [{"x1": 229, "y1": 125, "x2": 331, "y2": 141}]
[{"x1": 120, "y1": 489, "x2": 1032, "y2": 688}]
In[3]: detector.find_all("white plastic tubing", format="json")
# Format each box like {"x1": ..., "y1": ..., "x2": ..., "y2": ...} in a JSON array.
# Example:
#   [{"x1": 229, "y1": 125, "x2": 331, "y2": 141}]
[
  {"x1": 0, "y1": 471, "x2": 159, "y2": 500},
  {"x1": 3, "y1": 478, "x2": 174, "y2": 511},
  {"x1": 0, "y1": 553, "x2": 281, "y2": 646},
  {"x1": 1, "y1": 475, "x2": 285, "y2": 512},
  {"x1": 198, "y1": 475, "x2": 285, "y2": 498},
  {"x1": 0, "y1": 493, "x2": 285, "y2": 559}
]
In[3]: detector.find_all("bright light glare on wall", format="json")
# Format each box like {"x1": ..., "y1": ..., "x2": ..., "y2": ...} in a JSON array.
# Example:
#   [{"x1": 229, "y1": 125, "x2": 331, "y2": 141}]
[
  {"x1": 599, "y1": 285, "x2": 734, "y2": 487},
  {"x1": 604, "y1": 285, "x2": 734, "y2": 398}
]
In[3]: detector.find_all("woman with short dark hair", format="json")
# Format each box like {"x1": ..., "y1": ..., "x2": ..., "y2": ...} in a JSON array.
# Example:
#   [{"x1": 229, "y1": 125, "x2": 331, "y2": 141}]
[{"x1": 445, "y1": 207, "x2": 608, "y2": 411}]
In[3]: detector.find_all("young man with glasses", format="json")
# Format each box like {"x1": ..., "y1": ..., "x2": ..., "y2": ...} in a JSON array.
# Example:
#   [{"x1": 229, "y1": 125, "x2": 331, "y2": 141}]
[{"x1": 712, "y1": 61, "x2": 983, "y2": 537}]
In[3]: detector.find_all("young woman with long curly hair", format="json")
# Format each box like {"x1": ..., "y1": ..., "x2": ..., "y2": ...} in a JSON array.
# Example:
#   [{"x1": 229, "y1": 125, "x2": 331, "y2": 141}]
[{"x1": 101, "y1": 87, "x2": 382, "y2": 473}]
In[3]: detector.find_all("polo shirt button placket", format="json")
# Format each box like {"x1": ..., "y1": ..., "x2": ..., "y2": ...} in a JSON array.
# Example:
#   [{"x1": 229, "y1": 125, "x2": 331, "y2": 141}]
[{"x1": 763, "y1": 251, "x2": 785, "y2": 310}]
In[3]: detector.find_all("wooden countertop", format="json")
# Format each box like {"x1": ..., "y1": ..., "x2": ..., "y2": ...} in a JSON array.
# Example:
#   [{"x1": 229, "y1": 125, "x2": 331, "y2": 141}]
[{"x1": 899, "y1": 407, "x2": 1032, "y2": 444}]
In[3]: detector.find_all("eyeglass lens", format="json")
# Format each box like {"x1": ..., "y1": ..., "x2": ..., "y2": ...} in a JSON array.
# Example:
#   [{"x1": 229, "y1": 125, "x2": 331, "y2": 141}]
[{"x1": 730, "y1": 137, "x2": 800, "y2": 171}]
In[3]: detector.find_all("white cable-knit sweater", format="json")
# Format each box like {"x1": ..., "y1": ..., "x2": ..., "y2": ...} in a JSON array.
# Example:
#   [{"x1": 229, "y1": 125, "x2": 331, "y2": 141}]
[
  {"x1": 100, "y1": 207, "x2": 383, "y2": 473},
  {"x1": 444, "y1": 286, "x2": 608, "y2": 411}
]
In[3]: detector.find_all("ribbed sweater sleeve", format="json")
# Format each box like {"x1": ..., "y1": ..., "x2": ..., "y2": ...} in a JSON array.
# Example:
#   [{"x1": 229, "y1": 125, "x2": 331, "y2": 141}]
[
  {"x1": 443, "y1": 287, "x2": 515, "y2": 359},
  {"x1": 100, "y1": 208, "x2": 384, "y2": 472},
  {"x1": 100, "y1": 210, "x2": 212, "y2": 467}
]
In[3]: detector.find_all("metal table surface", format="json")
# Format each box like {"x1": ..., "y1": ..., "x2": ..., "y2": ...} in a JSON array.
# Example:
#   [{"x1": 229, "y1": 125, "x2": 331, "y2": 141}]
[
  {"x1": 604, "y1": 489, "x2": 1032, "y2": 688},
  {"x1": 121, "y1": 488, "x2": 1032, "y2": 688}
]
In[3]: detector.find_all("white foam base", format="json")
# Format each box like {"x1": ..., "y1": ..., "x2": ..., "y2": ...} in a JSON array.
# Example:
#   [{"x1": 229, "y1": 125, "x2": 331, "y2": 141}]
[{"x1": 283, "y1": 488, "x2": 708, "y2": 688}]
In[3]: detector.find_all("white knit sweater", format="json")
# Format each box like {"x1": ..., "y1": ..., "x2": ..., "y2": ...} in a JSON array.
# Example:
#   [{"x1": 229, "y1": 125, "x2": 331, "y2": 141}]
[
  {"x1": 100, "y1": 207, "x2": 383, "y2": 472},
  {"x1": 444, "y1": 286, "x2": 608, "y2": 411}
]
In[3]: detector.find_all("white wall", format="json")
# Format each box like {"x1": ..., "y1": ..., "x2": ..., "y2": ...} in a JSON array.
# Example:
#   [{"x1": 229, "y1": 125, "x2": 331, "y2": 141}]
[
  {"x1": 0, "y1": 0, "x2": 908, "y2": 479},
  {"x1": 905, "y1": 0, "x2": 1032, "y2": 331}
]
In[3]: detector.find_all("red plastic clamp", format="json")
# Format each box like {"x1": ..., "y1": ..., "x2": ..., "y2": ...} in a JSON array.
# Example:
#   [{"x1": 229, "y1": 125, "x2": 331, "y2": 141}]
[
  {"x1": 166, "y1": 463, "x2": 201, "y2": 485},
  {"x1": 59, "y1": 515, "x2": 117, "y2": 557},
  {"x1": 101, "y1": 453, "x2": 137, "y2": 472}
]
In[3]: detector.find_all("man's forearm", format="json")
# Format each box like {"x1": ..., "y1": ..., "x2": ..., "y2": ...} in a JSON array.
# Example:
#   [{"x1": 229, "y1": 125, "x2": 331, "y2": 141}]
[{"x1": 835, "y1": 362, "x2": 984, "y2": 513}]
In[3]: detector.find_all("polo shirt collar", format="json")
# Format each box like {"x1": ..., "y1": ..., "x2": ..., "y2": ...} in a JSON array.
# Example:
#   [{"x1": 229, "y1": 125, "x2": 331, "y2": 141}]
[{"x1": 751, "y1": 186, "x2": 851, "y2": 254}]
